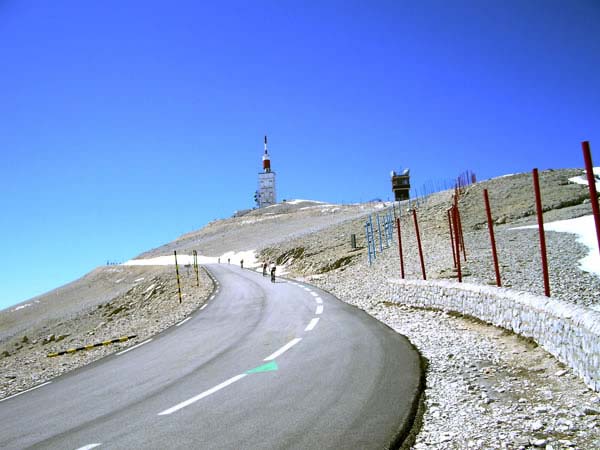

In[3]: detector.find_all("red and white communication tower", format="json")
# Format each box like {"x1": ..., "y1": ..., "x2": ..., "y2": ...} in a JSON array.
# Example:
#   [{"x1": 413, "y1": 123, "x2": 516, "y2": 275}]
[{"x1": 257, "y1": 135, "x2": 276, "y2": 208}]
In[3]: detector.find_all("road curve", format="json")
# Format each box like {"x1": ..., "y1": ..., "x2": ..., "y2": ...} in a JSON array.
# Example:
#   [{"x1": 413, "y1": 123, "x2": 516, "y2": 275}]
[{"x1": 0, "y1": 264, "x2": 422, "y2": 449}]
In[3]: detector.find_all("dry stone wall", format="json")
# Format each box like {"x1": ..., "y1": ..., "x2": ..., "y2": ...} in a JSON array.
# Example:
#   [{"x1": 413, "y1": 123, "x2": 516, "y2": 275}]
[{"x1": 386, "y1": 279, "x2": 600, "y2": 391}]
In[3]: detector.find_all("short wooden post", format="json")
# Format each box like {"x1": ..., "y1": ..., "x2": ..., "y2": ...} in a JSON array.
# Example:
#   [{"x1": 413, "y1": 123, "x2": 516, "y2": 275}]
[{"x1": 174, "y1": 250, "x2": 183, "y2": 303}]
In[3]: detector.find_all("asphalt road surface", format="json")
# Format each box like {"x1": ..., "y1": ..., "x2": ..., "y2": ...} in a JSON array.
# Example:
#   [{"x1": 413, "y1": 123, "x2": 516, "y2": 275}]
[{"x1": 0, "y1": 264, "x2": 422, "y2": 449}]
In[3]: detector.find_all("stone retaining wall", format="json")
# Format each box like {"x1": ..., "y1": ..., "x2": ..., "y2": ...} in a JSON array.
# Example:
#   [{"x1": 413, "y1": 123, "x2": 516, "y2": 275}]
[{"x1": 386, "y1": 279, "x2": 600, "y2": 392}]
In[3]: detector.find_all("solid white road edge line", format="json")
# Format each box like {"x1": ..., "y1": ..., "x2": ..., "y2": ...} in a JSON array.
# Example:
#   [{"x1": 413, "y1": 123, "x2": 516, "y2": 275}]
[
  {"x1": 158, "y1": 374, "x2": 248, "y2": 416},
  {"x1": 315, "y1": 297, "x2": 323, "y2": 304},
  {"x1": 316, "y1": 305, "x2": 324, "y2": 315},
  {"x1": 176, "y1": 317, "x2": 191, "y2": 327},
  {"x1": 264, "y1": 338, "x2": 303, "y2": 361},
  {"x1": 304, "y1": 318, "x2": 320, "y2": 332},
  {"x1": 75, "y1": 444, "x2": 102, "y2": 450},
  {"x1": 0, "y1": 381, "x2": 52, "y2": 403},
  {"x1": 117, "y1": 339, "x2": 153, "y2": 356}
]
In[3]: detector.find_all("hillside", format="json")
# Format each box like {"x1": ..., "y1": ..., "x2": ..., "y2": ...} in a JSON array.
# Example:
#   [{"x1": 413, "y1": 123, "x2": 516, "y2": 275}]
[{"x1": 1, "y1": 169, "x2": 599, "y2": 449}]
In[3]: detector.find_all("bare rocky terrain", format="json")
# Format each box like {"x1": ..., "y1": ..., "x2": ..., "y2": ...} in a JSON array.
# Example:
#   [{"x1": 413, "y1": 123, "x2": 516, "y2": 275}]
[
  {"x1": 1, "y1": 168, "x2": 599, "y2": 449},
  {"x1": 1, "y1": 264, "x2": 212, "y2": 399}
]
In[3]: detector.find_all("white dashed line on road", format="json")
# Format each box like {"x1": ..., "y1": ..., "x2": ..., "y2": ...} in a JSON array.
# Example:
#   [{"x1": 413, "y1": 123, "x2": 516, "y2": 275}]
[
  {"x1": 310, "y1": 292, "x2": 318, "y2": 297},
  {"x1": 0, "y1": 382, "x2": 52, "y2": 403},
  {"x1": 158, "y1": 374, "x2": 248, "y2": 416},
  {"x1": 200, "y1": 304, "x2": 207, "y2": 310},
  {"x1": 176, "y1": 317, "x2": 191, "y2": 327},
  {"x1": 304, "y1": 318, "x2": 320, "y2": 332},
  {"x1": 315, "y1": 305, "x2": 324, "y2": 315},
  {"x1": 315, "y1": 297, "x2": 323, "y2": 304},
  {"x1": 264, "y1": 338, "x2": 302, "y2": 361},
  {"x1": 75, "y1": 444, "x2": 102, "y2": 450},
  {"x1": 117, "y1": 339, "x2": 153, "y2": 356}
]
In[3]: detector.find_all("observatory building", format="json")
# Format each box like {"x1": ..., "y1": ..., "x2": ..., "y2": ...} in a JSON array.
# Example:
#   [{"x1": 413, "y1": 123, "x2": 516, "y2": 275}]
[{"x1": 256, "y1": 135, "x2": 277, "y2": 208}]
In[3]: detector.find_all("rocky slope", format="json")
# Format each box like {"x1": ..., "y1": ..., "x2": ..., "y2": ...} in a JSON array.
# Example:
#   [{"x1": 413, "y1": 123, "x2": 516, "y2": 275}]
[{"x1": 1, "y1": 265, "x2": 212, "y2": 399}]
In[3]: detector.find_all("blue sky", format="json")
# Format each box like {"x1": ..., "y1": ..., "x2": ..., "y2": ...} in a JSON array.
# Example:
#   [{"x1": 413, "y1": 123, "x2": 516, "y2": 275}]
[{"x1": 1, "y1": 0, "x2": 599, "y2": 310}]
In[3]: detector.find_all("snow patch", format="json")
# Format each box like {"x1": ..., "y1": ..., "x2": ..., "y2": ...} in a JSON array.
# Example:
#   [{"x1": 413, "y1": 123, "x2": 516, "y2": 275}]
[
  {"x1": 123, "y1": 250, "x2": 259, "y2": 269},
  {"x1": 12, "y1": 303, "x2": 32, "y2": 312},
  {"x1": 568, "y1": 167, "x2": 600, "y2": 190},
  {"x1": 285, "y1": 199, "x2": 328, "y2": 205},
  {"x1": 512, "y1": 215, "x2": 599, "y2": 277}
]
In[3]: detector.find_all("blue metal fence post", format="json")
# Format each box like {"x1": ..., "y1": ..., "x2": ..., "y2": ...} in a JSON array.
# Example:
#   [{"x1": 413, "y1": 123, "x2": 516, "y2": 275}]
[
  {"x1": 365, "y1": 215, "x2": 377, "y2": 265},
  {"x1": 376, "y1": 213, "x2": 383, "y2": 253},
  {"x1": 369, "y1": 215, "x2": 377, "y2": 260},
  {"x1": 365, "y1": 221, "x2": 372, "y2": 266},
  {"x1": 390, "y1": 210, "x2": 394, "y2": 243},
  {"x1": 383, "y1": 210, "x2": 390, "y2": 248},
  {"x1": 371, "y1": 216, "x2": 376, "y2": 260}
]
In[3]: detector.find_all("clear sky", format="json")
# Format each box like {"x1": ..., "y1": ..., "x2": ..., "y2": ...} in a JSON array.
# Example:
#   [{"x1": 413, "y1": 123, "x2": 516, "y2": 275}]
[{"x1": 1, "y1": 0, "x2": 599, "y2": 310}]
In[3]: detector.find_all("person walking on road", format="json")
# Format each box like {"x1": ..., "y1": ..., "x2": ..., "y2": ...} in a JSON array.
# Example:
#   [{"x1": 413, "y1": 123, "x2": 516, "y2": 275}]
[{"x1": 270, "y1": 264, "x2": 276, "y2": 283}]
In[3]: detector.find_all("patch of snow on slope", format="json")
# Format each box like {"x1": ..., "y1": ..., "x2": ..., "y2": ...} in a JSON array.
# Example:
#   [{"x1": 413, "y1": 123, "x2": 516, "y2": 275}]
[
  {"x1": 12, "y1": 303, "x2": 32, "y2": 312},
  {"x1": 123, "y1": 250, "x2": 259, "y2": 269},
  {"x1": 285, "y1": 199, "x2": 328, "y2": 205},
  {"x1": 569, "y1": 167, "x2": 600, "y2": 190},
  {"x1": 512, "y1": 215, "x2": 599, "y2": 277}
]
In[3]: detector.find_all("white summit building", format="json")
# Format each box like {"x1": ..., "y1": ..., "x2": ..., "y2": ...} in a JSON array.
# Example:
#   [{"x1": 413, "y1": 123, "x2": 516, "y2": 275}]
[{"x1": 256, "y1": 135, "x2": 276, "y2": 208}]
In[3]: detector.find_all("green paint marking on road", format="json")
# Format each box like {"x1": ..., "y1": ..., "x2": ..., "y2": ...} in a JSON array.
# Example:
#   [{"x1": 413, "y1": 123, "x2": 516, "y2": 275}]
[{"x1": 246, "y1": 361, "x2": 278, "y2": 374}]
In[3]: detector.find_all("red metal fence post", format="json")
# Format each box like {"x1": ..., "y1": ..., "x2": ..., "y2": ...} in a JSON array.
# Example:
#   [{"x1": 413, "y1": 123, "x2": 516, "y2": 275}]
[
  {"x1": 396, "y1": 217, "x2": 405, "y2": 279},
  {"x1": 483, "y1": 189, "x2": 501, "y2": 287},
  {"x1": 532, "y1": 168, "x2": 550, "y2": 297},
  {"x1": 452, "y1": 206, "x2": 462, "y2": 282},
  {"x1": 447, "y1": 209, "x2": 457, "y2": 268},
  {"x1": 582, "y1": 141, "x2": 600, "y2": 258},
  {"x1": 456, "y1": 206, "x2": 466, "y2": 261},
  {"x1": 412, "y1": 209, "x2": 427, "y2": 280}
]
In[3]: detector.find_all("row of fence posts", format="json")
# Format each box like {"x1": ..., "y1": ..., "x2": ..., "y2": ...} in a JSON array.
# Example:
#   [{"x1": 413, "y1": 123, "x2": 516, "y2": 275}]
[
  {"x1": 173, "y1": 249, "x2": 201, "y2": 304},
  {"x1": 370, "y1": 141, "x2": 600, "y2": 299},
  {"x1": 365, "y1": 209, "x2": 395, "y2": 265}
]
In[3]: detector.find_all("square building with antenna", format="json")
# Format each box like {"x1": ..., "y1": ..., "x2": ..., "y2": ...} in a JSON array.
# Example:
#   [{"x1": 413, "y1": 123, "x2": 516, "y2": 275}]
[{"x1": 256, "y1": 135, "x2": 277, "y2": 208}]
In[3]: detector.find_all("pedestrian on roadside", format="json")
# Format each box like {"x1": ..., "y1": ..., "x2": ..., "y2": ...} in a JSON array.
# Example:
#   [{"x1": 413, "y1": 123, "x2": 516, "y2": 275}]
[
  {"x1": 228, "y1": 258, "x2": 230, "y2": 264},
  {"x1": 240, "y1": 259, "x2": 244, "y2": 269},
  {"x1": 270, "y1": 264, "x2": 276, "y2": 283},
  {"x1": 262, "y1": 262, "x2": 267, "y2": 276}
]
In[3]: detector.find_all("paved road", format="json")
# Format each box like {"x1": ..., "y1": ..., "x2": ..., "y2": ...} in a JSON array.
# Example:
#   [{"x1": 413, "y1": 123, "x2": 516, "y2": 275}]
[{"x1": 0, "y1": 264, "x2": 422, "y2": 449}]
